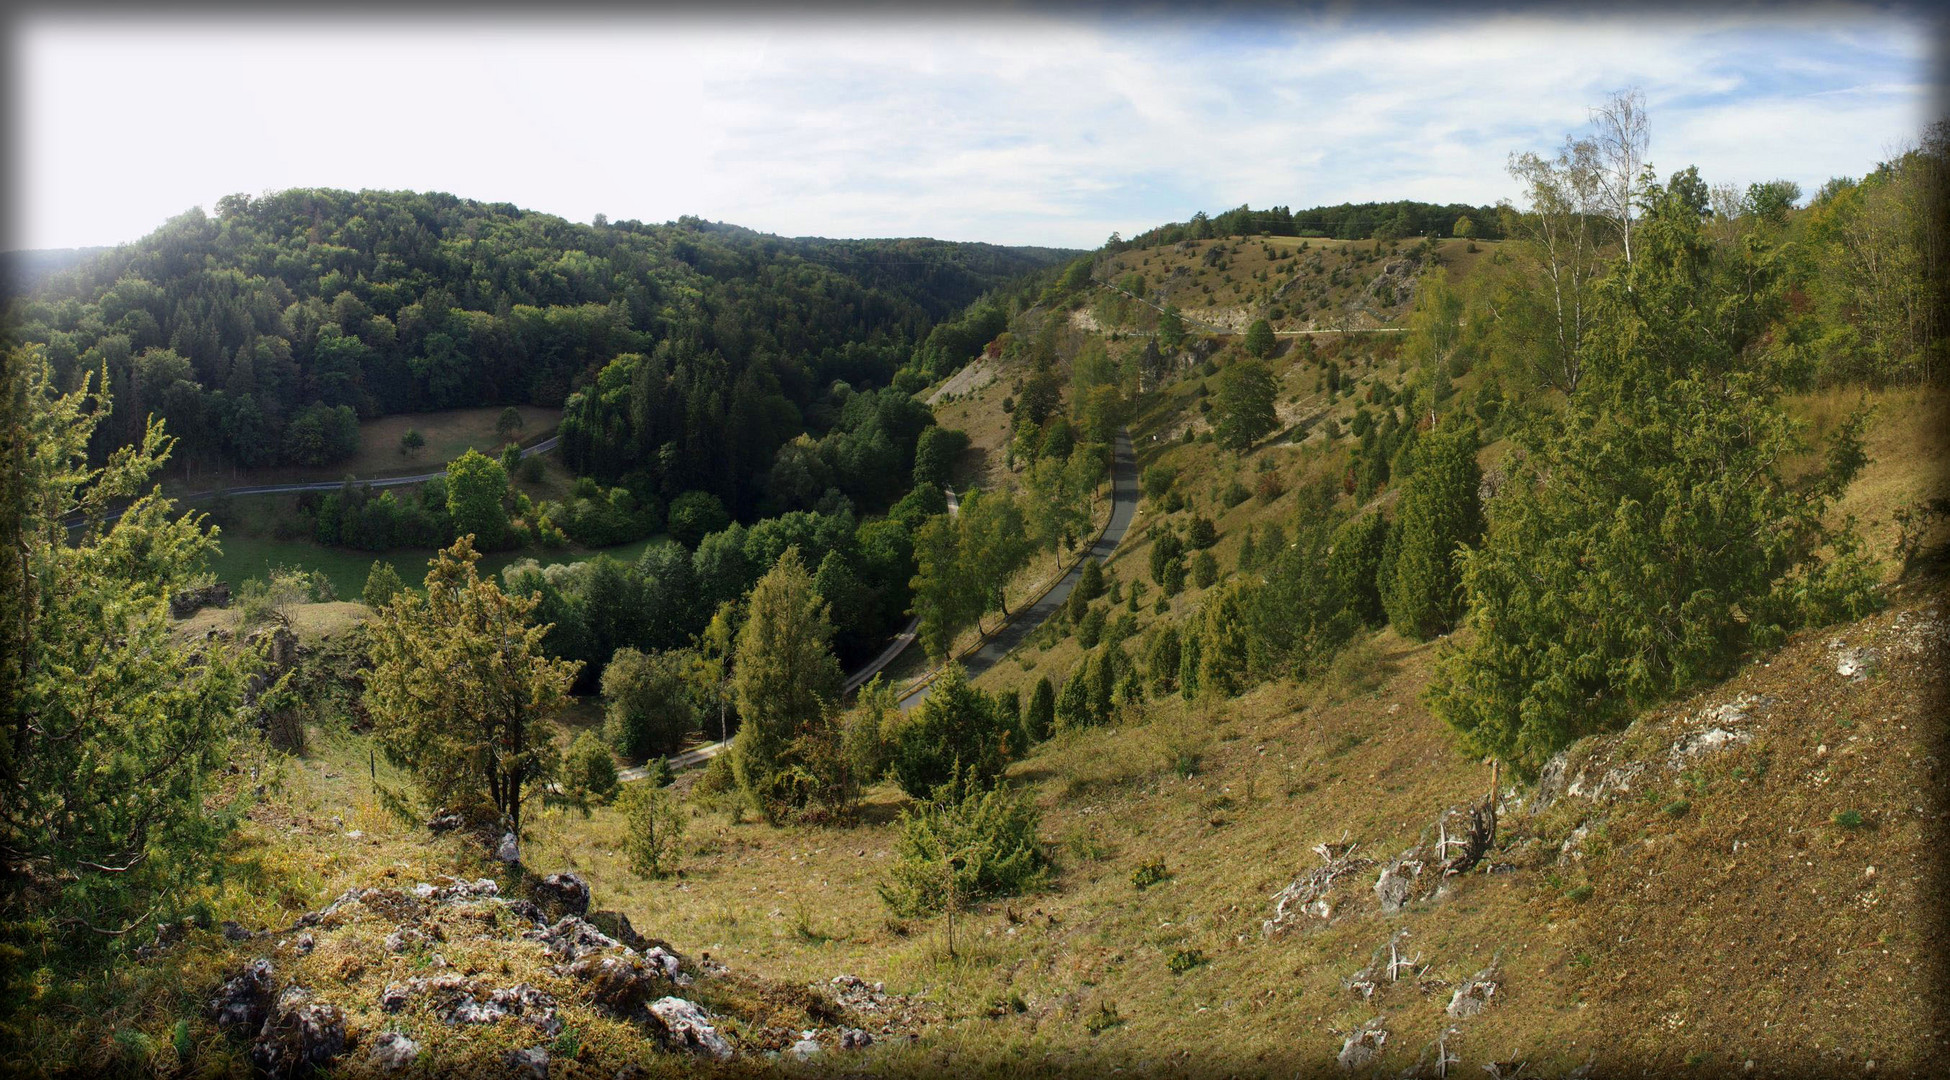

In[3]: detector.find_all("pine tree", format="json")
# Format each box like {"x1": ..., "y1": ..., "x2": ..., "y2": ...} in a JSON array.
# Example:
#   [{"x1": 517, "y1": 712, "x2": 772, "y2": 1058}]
[
  {"x1": 1214, "y1": 358, "x2": 1279, "y2": 451},
  {"x1": 1146, "y1": 625, "x2": 1181, "y2": 696},
  {"x1": 1380, "y1": 422, "x2": 1482, "y2": 640},
  {"x1": 1428, "y1": 179, "x2": 1879, "y2": 773},
  {"x1": 1248, "y1": 518, "x2": 1357, "y2": 681},
  {"x1": 362, "y1": 559, "x2": 406, "y2": 608},
  {"x1": 1236, "y1": 524, "x2": 1259, "y2": 572},
  {"x1": 1075, "y1": 557, "x2": 1105, "y2": 602},
  {"x1": 1327, "y1": 511, "x2": 1390, "y2": 627},
  {"x1": 1192, "y1": 550, "x2": 1219, "y2": 589},
  {"x1": 1025, "y1": 676, "x2": 1057, "y2": 744},
  {"x1": 1197, "y1": 583, "x2": 1252, "y2": 697},
  {"x1": 889, "y1": 664, "x2": 1006, "y2": 797},
  {"x1": 4, "y1": 346, "x2": 247, "y2": 926},
  {"x1": 1244, "y1": 317, "x2": 1276, "y2": 359},
  {"x1": 1054, "y1": 666, "x2": 1088, "y2": 729},
  {"x1": 366, "y1": 536, "x2": 582, "y2": 836}
]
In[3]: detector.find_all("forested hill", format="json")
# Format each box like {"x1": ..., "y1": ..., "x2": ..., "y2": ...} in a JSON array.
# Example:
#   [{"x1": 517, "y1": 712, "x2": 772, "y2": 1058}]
[
  {"x1": 0, "y1": 189, "x2": 1078, "y2": 495},
  {"x1": 672, "y1": 217, "x2": 1078, "y2": 320}
]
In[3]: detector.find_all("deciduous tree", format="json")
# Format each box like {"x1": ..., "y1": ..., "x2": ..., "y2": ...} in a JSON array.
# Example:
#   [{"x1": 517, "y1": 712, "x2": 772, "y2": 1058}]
[
  {"x1": 602, "y1": 647, "x2": 698, "y2": 761},
  {"x1": 445, "y1": 448, "x2": 510, "y2": 551},
  {"x1": 730, "y1": 548, "x2": 843, "y2": 821}
]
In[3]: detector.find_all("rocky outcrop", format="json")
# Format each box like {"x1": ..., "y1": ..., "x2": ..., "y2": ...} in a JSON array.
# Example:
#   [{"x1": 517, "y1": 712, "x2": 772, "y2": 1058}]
[
  {"x1": 566, "y1": 953, "x2": 669, "y2": 1016},
  {"x1": 531, "y1": 871, "x2": 590, "y2": 919},
  {"x1": 1337, "y1": 1015, "x2": 1389, "y2": 1070},
  {"x1": 209, "y1": 958, "x2": 275, "y2": 1037},
  {"x1": 650, "y1": 996, "x2": 734, "y2": 1060},
  {"x1": 1263, "y1": 839, "x2": 1375, "y2": 935},
  {"x1": 504, "y1": 1046, "x2": 550, "y2": 1078},
  {"x1": 195, "y1": 868, "x2": 926, "y2": 1071},
  {"x1": 170, "y1": 580, "x2": 231, "y2": 618},
  {"x1": 367, "y1": 1031, "x2": 420, "y2": 1071},
  {"x1": 249, "y1": 986, "x2": 349, "y2": 1075},
  {"x1": 525, "y1": 915, "x2": 621, "y2": 961},
  {"x1": 1446, "y1": 964, "x2": 1501, "y2": 1018},
  {"x1": 586, "y1": 908, "x2": 653, "y2": 951}
]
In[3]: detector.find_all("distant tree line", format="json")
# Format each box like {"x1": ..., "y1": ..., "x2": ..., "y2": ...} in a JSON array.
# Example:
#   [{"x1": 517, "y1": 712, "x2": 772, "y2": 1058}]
[{"x1": 1106, "y1": 199, "x2": 1505, "y2": 252}]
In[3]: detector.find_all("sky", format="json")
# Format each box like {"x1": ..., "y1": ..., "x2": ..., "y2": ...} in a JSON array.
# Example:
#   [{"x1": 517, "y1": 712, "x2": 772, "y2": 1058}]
[{"x1": 6, "y1": 5, "x2": 1942, "y2": 252}]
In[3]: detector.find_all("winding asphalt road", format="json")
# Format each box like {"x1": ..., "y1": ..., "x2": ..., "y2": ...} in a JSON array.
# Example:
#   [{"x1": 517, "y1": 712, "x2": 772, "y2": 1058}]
[{"x1": 895, "y1": 430, "x2": 1137, "y2": 711}]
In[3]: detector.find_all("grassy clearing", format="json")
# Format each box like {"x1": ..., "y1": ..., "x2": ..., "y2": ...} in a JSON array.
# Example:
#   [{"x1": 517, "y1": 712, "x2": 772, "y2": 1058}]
[
  {"x1": 1794, "y1": 384, "x2": 1950, "y2": 579},
  {"x1": 159, "y1": 405, "x2": 561, "y2": 494},
  {"x1": 202, "y1": 530, "x2": 671, "y2": 599}
]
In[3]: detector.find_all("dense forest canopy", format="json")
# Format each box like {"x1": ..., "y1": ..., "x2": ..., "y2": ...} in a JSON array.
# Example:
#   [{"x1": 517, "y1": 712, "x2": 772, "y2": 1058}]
[{"x1": 0, "y1": 190, "x2": 1076, "y2": 507}]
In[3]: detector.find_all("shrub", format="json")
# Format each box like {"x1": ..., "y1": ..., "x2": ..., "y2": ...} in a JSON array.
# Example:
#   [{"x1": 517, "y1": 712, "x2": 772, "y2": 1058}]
[
  {"x1": 1149, "y1": 529, "x2": 1186, "y2": 590},
  {"x1": 1832, "y1": 809, "x2": 1865, "y2": 829},
  {"x1": 236, "y1": 566, "x2": 315, "y2": 628},
  {"x1": 1145, "y1": 626, "x2": 1181, "y2": 696},
  {"x1": 1191, "y1": 550, "x2": 1219, "y2": 589},
  {"x1": 1141, "y1": 465, "x2": 1177, "y2": 502},
  {"x1": 1380, "y1": 423, "x2": 1481, "y2": 640},
  {"x1": 1130, "y1": 858, "x2": 1169, "y2": 889},
  {"x1": 692, "y1": 752, "x2": 737, "y2": 801},
  {"x1": 1024, "y1": 677, "x2": 1056, "y2": 745},
  {"x1": 1167, "y1": 948, "x2": 1208, "y2": 974},
  {"x1": 1327, "y1": 511, "x2": 1390, "y2": 628},
  {"x1": 362, "y1": 560, "x2": 405, "y2": 609},
  {"x1": 1221, "y1": 480, "x2": 1252, "y2": 508},
  {"x1": 621, "y1": 783, "x2": 686, "y2": 878},
  {"x1": 1075, "y1": 557, "x2": 1106, "y2": 602},
  {"x1": 1428, "y1": 185, "x2": 1879, "y2": 773},
  {"x1": 1186, "y1": 515, "x2": 1217, "y2": 548},
  {"x1": 878, "y1": 768, "x2": 1050, "y2": 917},
  {"x1": 602, "y1": 648, "x2": 698, "y2": 761},
  {"x1": 1076, "y1": 607, "x2": 1106, "y2": 648},
  {"x1": 566, "y1": 730, "x2": 619, "y2": 804},
  {"x1": 889, "y1": 664, "x2": 1008, "y2": 798},
  {"x1": 1085, "y1": 1002, "x2": 1125, "y2": 1034}
]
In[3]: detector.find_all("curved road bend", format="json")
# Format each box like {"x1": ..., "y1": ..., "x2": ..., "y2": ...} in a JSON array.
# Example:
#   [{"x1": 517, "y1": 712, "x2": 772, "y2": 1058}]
[
  {"x1": 839, "y1": 487, "x2": 958, "y2": 695},
  {"x1": 897, "y1": 429, "x2": 1137, "y2": 711}
]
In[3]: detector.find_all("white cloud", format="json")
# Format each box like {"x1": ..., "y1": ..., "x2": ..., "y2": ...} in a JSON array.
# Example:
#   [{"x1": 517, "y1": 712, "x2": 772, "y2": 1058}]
[{"x1": 7, "y1": 9, "x2": 1936, "y2": 251}]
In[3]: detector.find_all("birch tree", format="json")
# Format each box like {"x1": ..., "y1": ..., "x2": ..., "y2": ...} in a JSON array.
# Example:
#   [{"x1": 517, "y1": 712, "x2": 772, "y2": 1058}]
[{"x1": 1591, "y1": 87, "x2": 1651, "y2": 269}]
